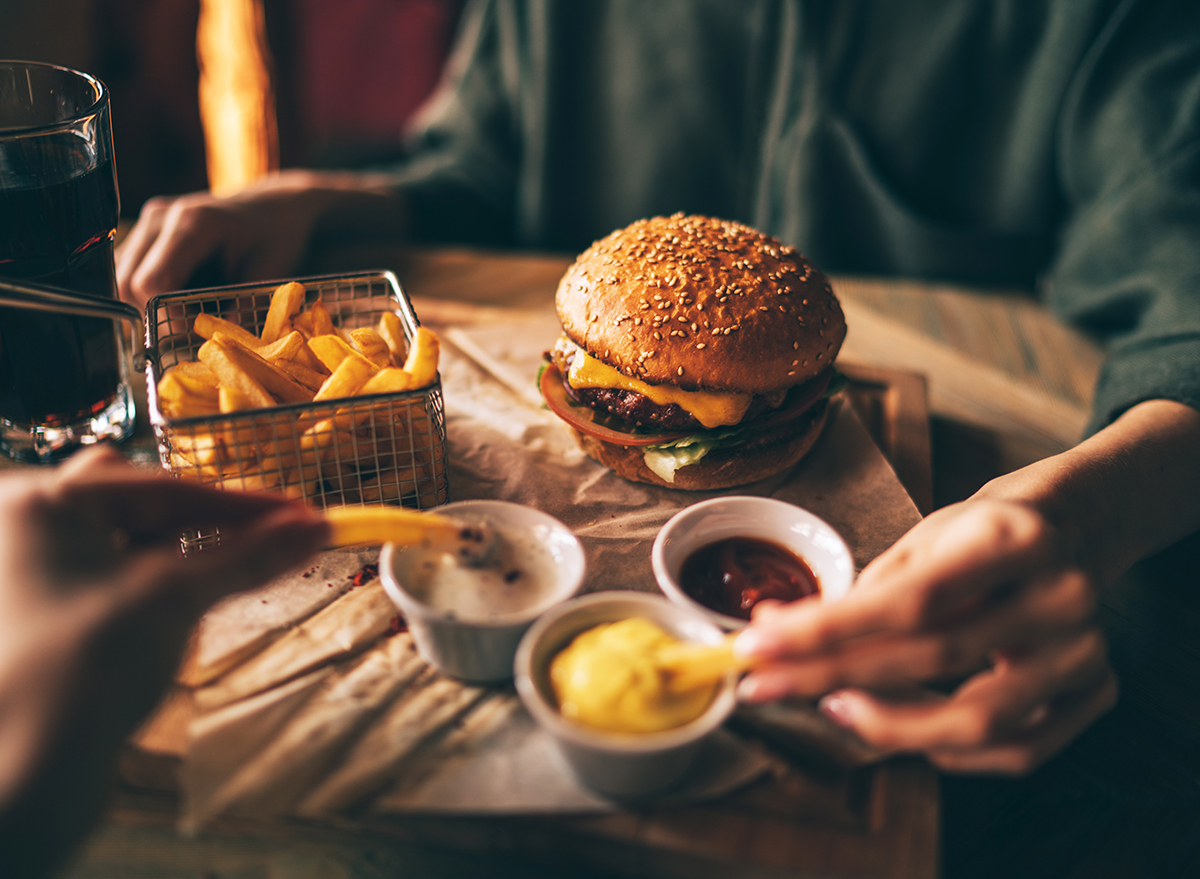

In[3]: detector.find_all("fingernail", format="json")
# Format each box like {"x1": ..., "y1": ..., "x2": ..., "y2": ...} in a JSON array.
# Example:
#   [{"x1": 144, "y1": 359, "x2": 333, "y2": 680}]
[
  {"x1": 733, "y1": 628, "x2": 764, "y2": 657},
  {"x1": 819, "y1": 692, "x2": 856, "y2": 728},
  {"x1": 736, "y1": 674, "x2": 787, "y2": 704}
]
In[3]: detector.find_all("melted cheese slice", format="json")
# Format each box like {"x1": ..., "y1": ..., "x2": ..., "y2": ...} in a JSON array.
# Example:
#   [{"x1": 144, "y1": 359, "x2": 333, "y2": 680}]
[{"x1": 557, "y1": 338, "x2": 751, "y2": 428}]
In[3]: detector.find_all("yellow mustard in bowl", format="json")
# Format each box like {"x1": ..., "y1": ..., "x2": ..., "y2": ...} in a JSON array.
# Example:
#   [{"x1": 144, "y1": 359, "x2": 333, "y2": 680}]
[{"x1": 549, "y1": 617, "x2": 718, "y2": 734}]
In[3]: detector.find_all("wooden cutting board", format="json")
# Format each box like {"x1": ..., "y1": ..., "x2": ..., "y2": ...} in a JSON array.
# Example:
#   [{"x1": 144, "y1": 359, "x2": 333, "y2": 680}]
[{"x1": 113, "y1": 360, "x2": 936, "y2": 879}]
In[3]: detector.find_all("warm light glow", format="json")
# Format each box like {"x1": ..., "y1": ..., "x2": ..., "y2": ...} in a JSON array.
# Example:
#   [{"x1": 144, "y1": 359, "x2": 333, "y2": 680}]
[{"x1": 197, "y1": 0, "x2": 279, "y2": 195}]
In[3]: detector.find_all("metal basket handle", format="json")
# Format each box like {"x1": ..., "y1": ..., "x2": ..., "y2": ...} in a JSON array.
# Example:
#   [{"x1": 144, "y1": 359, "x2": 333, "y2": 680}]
[{"x1": 0, "y1": 277, "x2": 146, "y2": 370}]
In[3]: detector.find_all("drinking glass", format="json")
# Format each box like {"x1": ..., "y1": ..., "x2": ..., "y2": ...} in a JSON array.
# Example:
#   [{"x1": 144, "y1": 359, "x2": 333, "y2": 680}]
[{"x1": 0, "y1": 60, "x2": 135, "y2": 462}]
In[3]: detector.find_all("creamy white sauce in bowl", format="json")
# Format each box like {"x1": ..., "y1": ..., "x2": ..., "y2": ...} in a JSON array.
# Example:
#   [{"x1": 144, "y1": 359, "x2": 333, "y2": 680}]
[{"x1": 380, "y1": 501, "x2": 586, "y2": 682}]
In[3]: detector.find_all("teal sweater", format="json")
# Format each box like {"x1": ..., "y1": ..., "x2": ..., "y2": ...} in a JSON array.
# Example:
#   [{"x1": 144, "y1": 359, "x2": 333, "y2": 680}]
[{"x1": 394, "y1": 0, "x2": 1200, "y2": 434}]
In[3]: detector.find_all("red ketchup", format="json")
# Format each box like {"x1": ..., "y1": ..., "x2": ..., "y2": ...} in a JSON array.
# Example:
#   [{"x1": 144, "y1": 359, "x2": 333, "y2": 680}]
[{"x1": 679, "y1": 537, "x2": 820, "y2": 620}]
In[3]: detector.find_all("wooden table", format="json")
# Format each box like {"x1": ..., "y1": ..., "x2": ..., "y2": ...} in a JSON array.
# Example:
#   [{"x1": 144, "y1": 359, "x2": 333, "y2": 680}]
[{"x1": 50, "y1": 245, "x2": 1200, "y2": 878}]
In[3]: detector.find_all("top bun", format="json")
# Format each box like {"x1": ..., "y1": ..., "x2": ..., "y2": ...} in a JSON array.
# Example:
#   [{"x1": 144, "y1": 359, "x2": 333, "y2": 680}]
[{"x1": 555, "y1": 214, "x2": 845, "y2": 395}]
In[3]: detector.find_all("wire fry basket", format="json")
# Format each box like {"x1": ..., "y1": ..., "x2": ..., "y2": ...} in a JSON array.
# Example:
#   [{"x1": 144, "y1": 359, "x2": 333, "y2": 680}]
[{"x1": 145, "y1": 271, "x2": 449, "y2": 547}]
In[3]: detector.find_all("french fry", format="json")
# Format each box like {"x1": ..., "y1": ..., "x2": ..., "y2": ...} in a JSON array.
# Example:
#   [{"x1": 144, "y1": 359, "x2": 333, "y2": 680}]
[
  {"x1": 274, "y1": 358, "x2": 327, "y2": 393},
  {"x1": 403, "y1": 327, "x2": 440, "y2": 388},
  {"x1": 377, "y1": 312, "x2": 407, "y2": 367},
  {"x1": 201, "y1": 339, "x2": 314, "y2": 405},
  {"x1": 288, "y1": 338, "x2": 329, "y2": 375},
  {"x1": 194, "y1": 313, "x2": 264, "y2": 349},
  {"x1": 358, "y1": 367, "x2": 414, "y2": 395},
  {"x1": 197, "y1": 340, "x2": 276, "y2": 409},
  {"x1": 261, "y1": 281, "x2": 307, "y2": 344},
  {"x1": 310, "y1": 299, "x2": 336, "y2": 337},
  {"x1": 242, "y1": 330, "x2": 306, "y2": 364},
  {"x1": 350, "y1": 328, "x2": 391, "y2": 368},
  {"x1": 323, "y1": 505, "x2": 471, "y2": 549},
  {"x1": 157, "y1": 373, "x2": 221, "y2": 419},
  {"x1": 308, "y1": 334, "x2": 376, "y2": 375},
  {"x1": 171, "y1": 360, "x2": 220, "y2": 387},
  {"x1": 291, "y1": 311, "x2": 315, "y2": 339},
  {"x1": 172, "y1": 431, "x2": 223, "y2": 467},
  {"x1": 313, "y1": 352, "x2": 376, "y2": 401}
]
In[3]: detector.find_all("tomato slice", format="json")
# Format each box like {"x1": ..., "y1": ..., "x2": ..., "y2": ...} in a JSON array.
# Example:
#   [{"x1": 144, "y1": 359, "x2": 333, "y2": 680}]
[{"x1": 538, "y1": 363, "x2": 689, "y2": 447}]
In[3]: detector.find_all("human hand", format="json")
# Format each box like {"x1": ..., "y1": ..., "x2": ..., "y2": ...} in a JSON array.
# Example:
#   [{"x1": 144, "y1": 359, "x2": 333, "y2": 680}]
[
  {"x1": 0, "y1": 447, "x2": 328, "y2": 875},
  {"x1": 116, "y1": 170, "x2": 330, "y2": 307},
  {"x1": 734, "y1": 498, "x2": 1117, "y2": 774}
]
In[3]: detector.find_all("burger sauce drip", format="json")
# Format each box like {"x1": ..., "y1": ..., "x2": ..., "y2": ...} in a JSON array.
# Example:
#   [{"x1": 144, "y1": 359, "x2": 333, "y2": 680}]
[{"x1": 680, "y1": 538, "x2": 819, "y2": 620}]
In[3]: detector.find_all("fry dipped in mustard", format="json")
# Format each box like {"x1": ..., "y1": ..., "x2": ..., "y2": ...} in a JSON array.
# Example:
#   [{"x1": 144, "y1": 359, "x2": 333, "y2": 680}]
[{"x1": 550, "y1": 618, "x2": 718, "y2": 734}]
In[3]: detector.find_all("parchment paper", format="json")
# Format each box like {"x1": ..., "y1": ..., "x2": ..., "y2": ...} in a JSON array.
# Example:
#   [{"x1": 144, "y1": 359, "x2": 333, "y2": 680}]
[{"x1": 181, "y1": 310, "x2": 921, "y2": 825}]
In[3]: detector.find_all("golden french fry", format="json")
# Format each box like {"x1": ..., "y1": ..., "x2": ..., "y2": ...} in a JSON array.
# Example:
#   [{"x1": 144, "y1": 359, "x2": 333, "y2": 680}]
[
  {"x1": 308, "y1": 334, "x2": 376, "y2": 375},
  {"x1": 350, "y1": 328, "x2": 391, "y2": 368},
  {"x1": 291, "y1": 311, "x2": 315, "y2": 339},
  {"x1": 377, "y1": 312, "x2": 407, "y2": 367},
  {"x1": 313, "y1": 354, "x2": 375, "y2": 402},
  {"x1": 658, "y1": 635, "x2": 752, "y2": 693},
  {"x1": 245, "y1": 330, "x2": 306, "y2": 363},
  {"x1": 171, "y1": 360, "x2": 220, "y2": 387},
  {"x1": 323, "y1": 505, "x2": 467, "y2": 548},
  {"x1": 201, "y1": 339, "x2": 313, "y2": 405},
  {"x1": 261, "y1": 282, "x2": 307, "y2": 344},
  {"x1": 310, "y1": 298, "x2": 336, "y2": 337},
  {"x1": 197, "y1": 340, "x2": 275, "y2": 408},
  {"x1": 402, "y1": 327, "x2": 440, "y2": 388},
  {"x1": 173, "y1": 431, "x2": 223, "y2": 466},
  {"x1": 290, "y1": 339, "x2": 329, "y2": 375},
  {"x1": 274, "y1": 358, "x2": 328, "y2": 393},
  {"x1": 358, "y1": 366, "x2": 415, "y2": 395},
  {"x1": 157, "y1": 373, "x2": 221, "y2": 419},
  {"x1": 193, "y1": 313, "x2": 264, "y2": 349}
]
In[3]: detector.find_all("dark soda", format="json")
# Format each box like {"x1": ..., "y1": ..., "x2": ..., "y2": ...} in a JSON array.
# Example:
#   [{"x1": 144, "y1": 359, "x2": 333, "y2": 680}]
[{"x1": 0, "y1": 145, "x2": 122, "y2": 427}]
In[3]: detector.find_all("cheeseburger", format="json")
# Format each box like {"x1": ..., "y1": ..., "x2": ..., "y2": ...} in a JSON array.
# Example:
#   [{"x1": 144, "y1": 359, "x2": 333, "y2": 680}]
[{"x1": 541, "y1": 214, "x2": 846, "y2": 489}]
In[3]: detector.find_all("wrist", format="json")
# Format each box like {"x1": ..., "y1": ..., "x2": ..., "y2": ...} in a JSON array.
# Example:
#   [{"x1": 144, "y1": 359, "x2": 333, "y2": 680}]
[{"x1": 974, "y1": 399, "x2": 1200, "y2": 583}]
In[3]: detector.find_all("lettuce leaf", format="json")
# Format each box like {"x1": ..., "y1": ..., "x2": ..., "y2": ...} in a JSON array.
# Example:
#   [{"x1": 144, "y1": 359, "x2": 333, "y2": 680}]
[{"x1": 641, "y1": 371, "x2": 848, "y2": 482}]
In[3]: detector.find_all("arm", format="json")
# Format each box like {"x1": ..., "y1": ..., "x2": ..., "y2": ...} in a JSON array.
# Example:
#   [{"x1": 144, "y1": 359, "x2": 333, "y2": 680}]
[
  {"x1": 0, "y1": 448, "x2": 328, "y2": 877},
  {"x1": 736, "y1": 399, "x2": 1200, "y2": 774}
]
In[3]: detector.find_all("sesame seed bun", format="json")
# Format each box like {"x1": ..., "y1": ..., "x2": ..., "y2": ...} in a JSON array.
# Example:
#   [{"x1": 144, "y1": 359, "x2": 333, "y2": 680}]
[{"x1": 555, "y1": 214, "x2": 845, "y2": 395}]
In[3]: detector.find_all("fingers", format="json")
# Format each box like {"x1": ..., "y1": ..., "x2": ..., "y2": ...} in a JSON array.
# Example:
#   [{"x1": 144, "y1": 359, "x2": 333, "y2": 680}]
[
  {"x1": 737, "y1": 567, "x2": 1096, "y2": 699},
  {"x1": 812, "y1": 631, "x2": 1115, "y2": 774},
  {"x1": 736, "y1": 501, "x2": 1060, "y2": 658},
  {"x1": 124, "y1": 195, "x2": 227, "y2": 304},
  {"x1": 925, "y1": 671, "x2": 1118, "y2": 774},
  {"x1": 42, "y1": 449, "x2": 326, "y2": 558},
  {"x1": 119, "y1": 504, "x2": 329, "y2": 613}
]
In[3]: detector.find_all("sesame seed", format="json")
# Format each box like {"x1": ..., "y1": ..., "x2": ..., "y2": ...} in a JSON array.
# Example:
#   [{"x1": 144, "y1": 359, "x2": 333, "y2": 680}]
[
  {"x1": 793, "y1": 341, "x2": 800, "y2": 349},
  {"x1": 653, "y1": 332, "x2": 661, "y2": 340},
  {"x1": 696, "y1": 343, "x2": 707, "y2": 349},
  {"x1": 678, "y1": 367, "x2": 685, "y2": 376},
  {"x1": 788, "y1": 370, "x2": 796, "y2": 376},
  {"x1": 792, "y1": 360, "x2": 799, "y2": 366}
]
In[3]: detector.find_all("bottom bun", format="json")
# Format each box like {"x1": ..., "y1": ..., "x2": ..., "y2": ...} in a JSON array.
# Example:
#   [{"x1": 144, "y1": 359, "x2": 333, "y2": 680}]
[{"x1": 573, "y1": 401, "x2": 832, "y2": 490}]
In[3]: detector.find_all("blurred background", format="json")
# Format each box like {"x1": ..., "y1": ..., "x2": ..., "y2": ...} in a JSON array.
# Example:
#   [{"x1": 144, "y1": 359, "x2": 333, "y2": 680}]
[{"x1": 1, "y1": 0, "x2": 465, "y2": 218}]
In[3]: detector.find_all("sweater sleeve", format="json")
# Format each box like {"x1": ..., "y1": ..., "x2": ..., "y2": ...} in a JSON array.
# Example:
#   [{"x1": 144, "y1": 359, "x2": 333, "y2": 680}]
[
  {"x1": 1047, "y1": 1, "x2": 1200, "y2": 434},
  {"x1": 387, "y1": 0, "x2": 523, "y2": 246}
]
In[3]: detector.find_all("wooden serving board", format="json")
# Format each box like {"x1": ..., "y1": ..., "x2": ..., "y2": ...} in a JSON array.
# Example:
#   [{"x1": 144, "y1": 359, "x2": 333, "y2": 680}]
[{"x1": 108, "y1": 361, "x2": 935, "y2": 879}]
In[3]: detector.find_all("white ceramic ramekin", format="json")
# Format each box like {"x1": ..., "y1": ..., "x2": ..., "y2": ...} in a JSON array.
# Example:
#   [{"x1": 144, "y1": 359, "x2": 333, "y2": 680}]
[
  {"x1": 513, "y1": 591, "x2": 737, "y2": 799},
  {"x1": 381, "y1": 500, "x2": 585, "y2": 683},
  {"x1": 651, "y1": 495, "x2": 854, "y2": 630}
]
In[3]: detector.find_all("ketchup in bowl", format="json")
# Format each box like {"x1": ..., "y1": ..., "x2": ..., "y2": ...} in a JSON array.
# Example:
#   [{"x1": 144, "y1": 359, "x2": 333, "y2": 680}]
[{"x1": 679, "y1": 537, "x2": 819, "y2": 620}]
